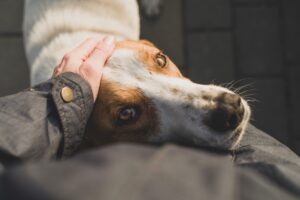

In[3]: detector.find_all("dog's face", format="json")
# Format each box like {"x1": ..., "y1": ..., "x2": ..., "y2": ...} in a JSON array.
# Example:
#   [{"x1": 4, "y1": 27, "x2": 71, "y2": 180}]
[{"x1": 85, "y1": 40, "x2": 251, "y2": 150}]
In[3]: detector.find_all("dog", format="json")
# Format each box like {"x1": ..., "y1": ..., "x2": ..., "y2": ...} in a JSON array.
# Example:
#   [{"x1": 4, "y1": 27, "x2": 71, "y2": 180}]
[{"x1": 23, "y1": 0, "x2": 251, "y2": 150}]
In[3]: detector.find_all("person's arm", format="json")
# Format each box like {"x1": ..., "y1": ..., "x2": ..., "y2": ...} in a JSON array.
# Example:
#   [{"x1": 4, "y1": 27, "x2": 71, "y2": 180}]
[
  {"x1": 0, "y1": 73, "x2": 93, "y2": 166},
  {"x1": 0, "y1": 37, "x2": 115, "y2": 168}
]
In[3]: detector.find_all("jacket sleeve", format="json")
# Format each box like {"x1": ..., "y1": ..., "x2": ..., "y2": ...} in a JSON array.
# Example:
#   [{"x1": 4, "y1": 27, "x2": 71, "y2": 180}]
[{"x1": 0, "y1": 72, "x2": 94, "y2": 168}]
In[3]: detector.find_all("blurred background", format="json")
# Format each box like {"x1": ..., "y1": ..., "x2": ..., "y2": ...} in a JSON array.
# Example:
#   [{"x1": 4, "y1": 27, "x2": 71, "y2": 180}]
[{"x1": 0, "y1": 0, "x2": 299, "y2": 154}]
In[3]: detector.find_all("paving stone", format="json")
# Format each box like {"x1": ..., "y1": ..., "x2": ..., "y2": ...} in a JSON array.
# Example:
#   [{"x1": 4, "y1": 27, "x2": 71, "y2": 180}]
[
  {"x1": 0, "y1": 37, "x2": 29, "y2": 97},
  {"x1": 284, "y1": 0, "x2": 300, "y2": 62},
  {"x1": 239, "y1": 78, "x2": 288, "y2": 144},
  {"x1": 235, "y1": 6, "x2": 283, "y2": 75},
  {"x1": 186, "y1": 0, "x2": 231, "y2": 29},
  {"x1": 187, "y1": 32, "x2": 235, "y2": 84},
  {"x1": 288, "y1": 66, "x2": 300, "y2": 139},
  {"x1": 0, "y1": 0, "x2": 24, "y2": 33},
  {"x1": 141, "y1": 0, "x2": 184, "y2": 70}
]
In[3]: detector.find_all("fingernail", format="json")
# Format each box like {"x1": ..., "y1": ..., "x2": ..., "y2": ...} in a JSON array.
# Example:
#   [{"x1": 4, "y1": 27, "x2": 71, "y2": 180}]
[{"x1": 103, "y1": 36, "x2": 115, "y2": 46}]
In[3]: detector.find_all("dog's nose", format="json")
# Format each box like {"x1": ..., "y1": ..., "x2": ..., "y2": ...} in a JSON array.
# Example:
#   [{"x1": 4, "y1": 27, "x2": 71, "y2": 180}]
[{"x1": 204, "y1": 93, "x2": 244, "y2": 132}]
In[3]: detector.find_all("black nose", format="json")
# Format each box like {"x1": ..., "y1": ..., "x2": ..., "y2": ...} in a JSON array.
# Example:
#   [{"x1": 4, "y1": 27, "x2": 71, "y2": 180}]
[{"x1": 204, "y1": 93, "x2": 244, "y2": 132}]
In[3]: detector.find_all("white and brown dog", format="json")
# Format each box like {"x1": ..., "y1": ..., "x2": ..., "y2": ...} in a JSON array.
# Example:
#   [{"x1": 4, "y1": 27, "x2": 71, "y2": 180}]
[{"x1": 23, "y1": 0, "x2": 251, "y2": 150}]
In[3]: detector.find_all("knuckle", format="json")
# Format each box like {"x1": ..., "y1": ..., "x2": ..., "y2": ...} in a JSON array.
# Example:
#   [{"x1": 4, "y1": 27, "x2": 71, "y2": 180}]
[
  {"x1": 54, "y1": 66, "x2": 60, "y2": 73},
  {"x1": 63, "y1": 53, "x2": 73, "y2": 61}
]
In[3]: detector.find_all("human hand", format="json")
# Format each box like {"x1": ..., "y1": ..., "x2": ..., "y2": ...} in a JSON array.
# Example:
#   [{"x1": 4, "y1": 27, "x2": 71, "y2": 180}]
[{"x1": 53, "y1": 36, "x2": 115, "y2": 101}]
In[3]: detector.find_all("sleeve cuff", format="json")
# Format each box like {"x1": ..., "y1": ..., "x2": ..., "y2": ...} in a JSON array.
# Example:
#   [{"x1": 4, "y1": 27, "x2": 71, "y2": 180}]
[{"x1": 51, "y1": 72, "x2": 94, "y2": 157}]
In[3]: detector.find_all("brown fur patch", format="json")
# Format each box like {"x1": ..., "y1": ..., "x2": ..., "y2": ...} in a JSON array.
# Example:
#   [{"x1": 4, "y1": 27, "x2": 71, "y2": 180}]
[
  {"x1": 139, "y1": 39, "x2": 155, "y2": 47},
  {"x1": 116, "y1": 40, "x2": 184, "y2": 78},
  {"x1": 84, "y1": 78, "x2": 159, "y2": 147}
]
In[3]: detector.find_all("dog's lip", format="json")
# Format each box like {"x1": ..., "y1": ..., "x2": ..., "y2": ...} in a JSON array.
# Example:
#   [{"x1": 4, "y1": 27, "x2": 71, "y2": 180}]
[
  {"x1": 222, "y1": 100, "x2": 251, "y2": 144},
  {"x1": 241, "y1": 99, "x2": 251, "y2": 124}
]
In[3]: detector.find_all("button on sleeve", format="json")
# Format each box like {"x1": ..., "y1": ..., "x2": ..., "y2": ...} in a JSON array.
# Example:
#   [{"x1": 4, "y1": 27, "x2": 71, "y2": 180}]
[
  {"x1": 61, "y1": 87, "x2": 75, "y2": 103},
  {"x1": 51, "y1": 72, "x2": 94, "y2": 157}
]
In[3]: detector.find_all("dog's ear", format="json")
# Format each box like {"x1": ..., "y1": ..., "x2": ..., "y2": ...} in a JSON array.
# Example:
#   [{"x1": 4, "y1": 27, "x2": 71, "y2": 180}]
[{"x1": 139, "y1": 39, "x2": 156, "y2": 47}]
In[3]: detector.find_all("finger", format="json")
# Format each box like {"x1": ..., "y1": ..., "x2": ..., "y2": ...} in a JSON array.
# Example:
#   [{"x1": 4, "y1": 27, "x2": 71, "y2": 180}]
[
  {"x1": 52, "y1": 66, "x2": 59, "y2": 77},
  {"x1": 69, "y1": 37, "x2": 102, "y2": 61},
  {"x1": 52, "y1": 58, "x2": 66, "y2": 77},
  {"x1": 83, "y1": 36, "x2": 115, "y2": 70}
]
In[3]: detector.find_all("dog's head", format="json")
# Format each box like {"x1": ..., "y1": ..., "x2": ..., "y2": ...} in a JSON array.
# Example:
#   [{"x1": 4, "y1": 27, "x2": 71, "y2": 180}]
[{"x1": 84, "y1": 40, "x2": 251, "y2": 150}]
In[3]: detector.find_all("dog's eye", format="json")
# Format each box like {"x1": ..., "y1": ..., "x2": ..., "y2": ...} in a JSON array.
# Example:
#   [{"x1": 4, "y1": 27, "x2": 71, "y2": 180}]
[
  {"x1": 117, "y1": 107, "x2": 139, "y2": 124},
  {"x1": 155, "y1": 53, "x2": 167, "y2": 68}
]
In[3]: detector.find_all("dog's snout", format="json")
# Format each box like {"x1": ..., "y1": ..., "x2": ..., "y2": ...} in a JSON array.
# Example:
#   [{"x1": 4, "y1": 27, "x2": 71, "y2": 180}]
[{"x1": 204, "y1": 92, "x2": 244, "y2": 132}]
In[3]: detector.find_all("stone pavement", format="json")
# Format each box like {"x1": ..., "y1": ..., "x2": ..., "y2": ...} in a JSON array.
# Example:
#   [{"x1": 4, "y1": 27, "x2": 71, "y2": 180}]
[{"x1": 0, "y1": 0, "x2": 299, "y2": 154}]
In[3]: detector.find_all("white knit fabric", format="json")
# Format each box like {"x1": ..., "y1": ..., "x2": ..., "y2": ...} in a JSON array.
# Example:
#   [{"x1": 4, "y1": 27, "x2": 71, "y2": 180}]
[{"x1": 23, "y1": 0, "x2": 140, "y2": 85}]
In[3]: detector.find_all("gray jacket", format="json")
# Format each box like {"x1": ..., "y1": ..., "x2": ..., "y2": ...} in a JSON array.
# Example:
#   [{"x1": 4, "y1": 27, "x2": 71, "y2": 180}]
[{"x1": 0, "y1": 73, "x2": 299, "y2": 200}]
